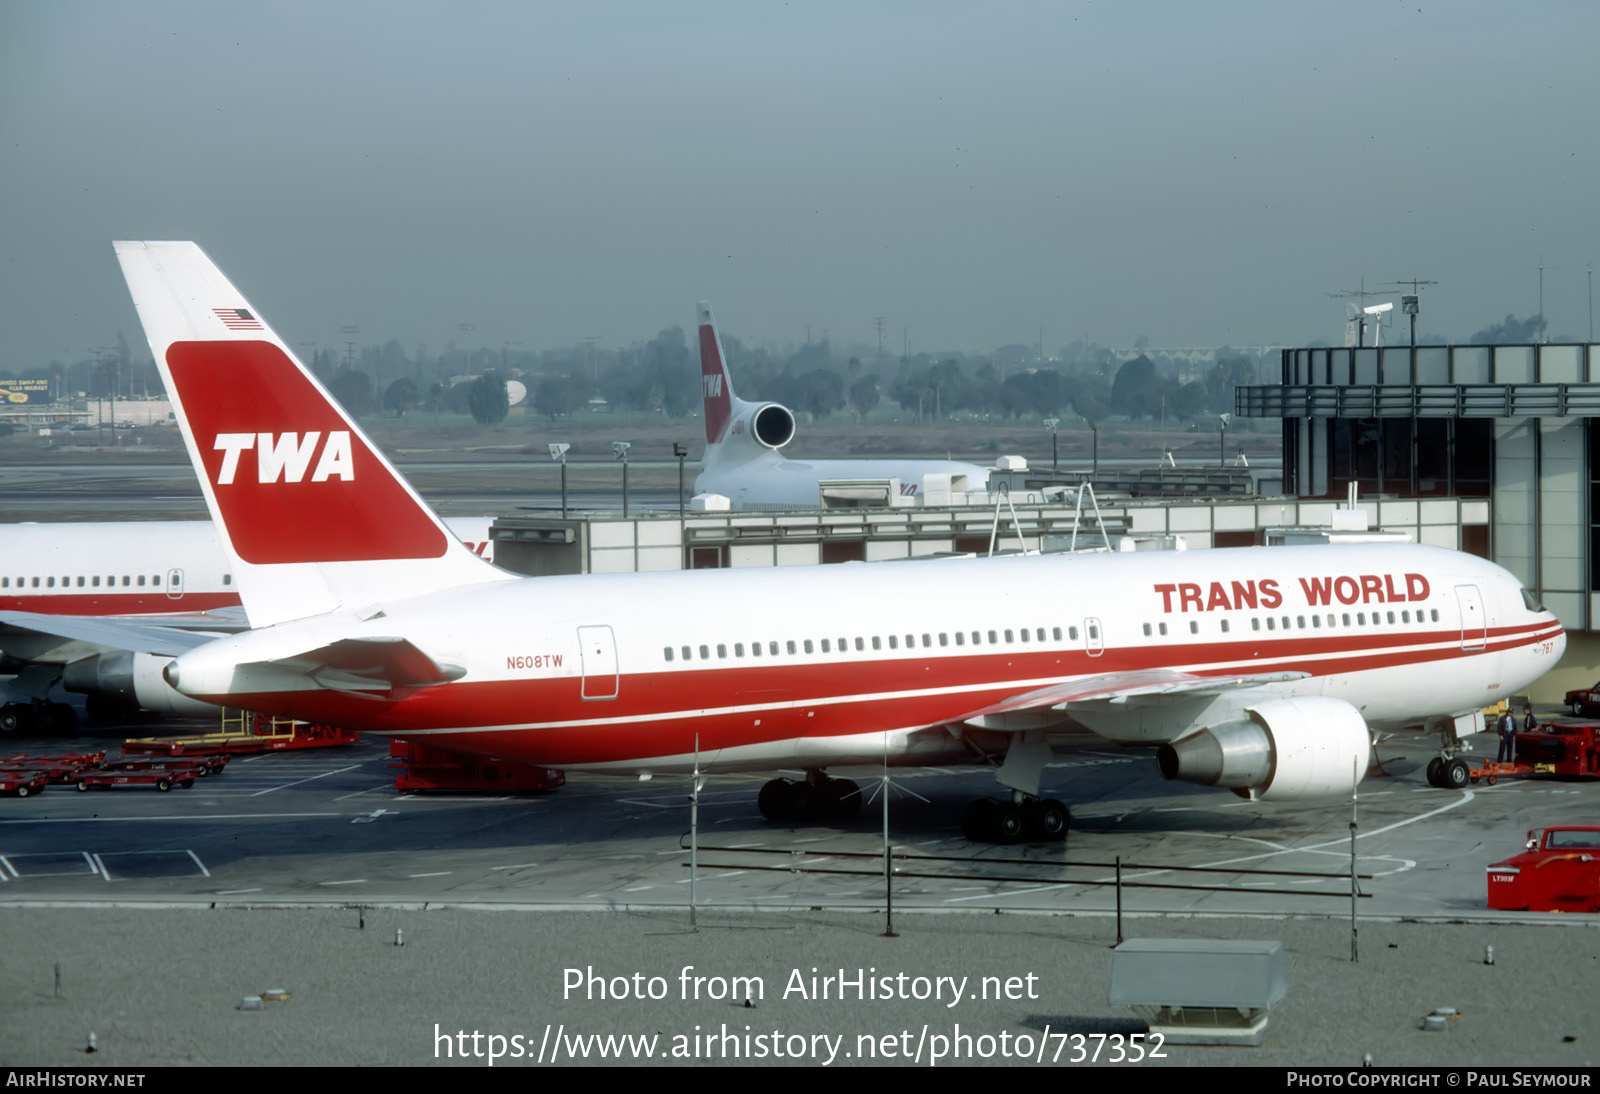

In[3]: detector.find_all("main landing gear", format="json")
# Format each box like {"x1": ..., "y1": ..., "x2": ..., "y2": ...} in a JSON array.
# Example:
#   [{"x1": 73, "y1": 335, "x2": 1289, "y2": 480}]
[
  {"x1": 0, "y1": 701, "x2": 77, "y2": 735},
  {"x1": 757, "y1": 772, "x2": 863, "y2": 823},
  {"x1": 1425, "y1": 755, "x2": 1472, "y2": 790},
  {"x1": 961, "y1": 795, "x2": 1070, "y2": 844}
]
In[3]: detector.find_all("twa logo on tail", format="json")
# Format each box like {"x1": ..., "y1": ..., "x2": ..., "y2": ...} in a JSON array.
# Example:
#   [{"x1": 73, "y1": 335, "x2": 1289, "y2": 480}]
[
  {"x1": 165, "y1": 340, "x2": 447, "y2": 565},
  {"x1": 697, "y1": 301, "x2": 734, "y2": 444},
  {"x1": 213, "y1": 431, "x2": 354, "y2": 485}
]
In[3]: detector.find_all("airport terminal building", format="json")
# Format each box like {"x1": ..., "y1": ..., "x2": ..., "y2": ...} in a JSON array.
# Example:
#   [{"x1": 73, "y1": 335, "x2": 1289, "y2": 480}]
[{"x1": 1237, "y1": 341, "x2": 1600, "y2": 692}]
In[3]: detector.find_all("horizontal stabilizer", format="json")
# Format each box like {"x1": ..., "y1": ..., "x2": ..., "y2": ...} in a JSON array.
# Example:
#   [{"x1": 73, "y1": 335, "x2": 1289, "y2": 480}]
[{"x1": 260, "y1": 636, "x2": 466, "y2": 693}]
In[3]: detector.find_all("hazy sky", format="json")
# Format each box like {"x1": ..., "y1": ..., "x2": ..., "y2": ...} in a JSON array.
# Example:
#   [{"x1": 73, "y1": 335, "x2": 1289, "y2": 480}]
[{"x1": 3, "y1": 1, "x2": 1598, "y2": 370}]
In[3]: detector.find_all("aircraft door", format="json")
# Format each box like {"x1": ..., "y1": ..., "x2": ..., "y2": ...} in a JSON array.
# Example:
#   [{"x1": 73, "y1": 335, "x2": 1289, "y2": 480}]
[
  {"x1": 166, "y1": 568, "x2": 184, "y2": 601},
  {"x1": 577, "y1": 625, "x2": 619, "y2": 700},
  {"x1": 1085, "y1": 617, "x2": 1103, "y2": 657},
  {"x1": 1455, "y1": 585, "x2": 1486, "y2": 651}
]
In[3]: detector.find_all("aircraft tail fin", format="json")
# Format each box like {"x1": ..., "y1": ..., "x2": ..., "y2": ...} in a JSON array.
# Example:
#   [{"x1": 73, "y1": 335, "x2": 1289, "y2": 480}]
[
  {"x1": 114, "y1": 241, "x2": 511, "y2": 627},
  {"x1": 696, "y1": 301, "x2": 735, "y2": 445}
]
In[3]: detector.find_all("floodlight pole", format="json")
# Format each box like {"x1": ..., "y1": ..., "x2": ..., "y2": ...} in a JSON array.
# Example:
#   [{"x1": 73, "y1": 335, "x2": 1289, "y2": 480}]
[
  {"x1": 549, "y1": 444, "x2": 571, "y2": 518},
  {"x1": 1350, "y1": 758, "x2": 1359, "y2": 964},
  {"x1": 674, "y1": 442, "x2": 688, "y2": 514},
  {"x1": 690, "y1": 734, "x2": 700, "y2": 930},
  {"x1": 882, "y1": 768, "x2": 897, "y2": 938},
  {"x1": 613, "y1": 442, "x2": 632, "y2": 518}
]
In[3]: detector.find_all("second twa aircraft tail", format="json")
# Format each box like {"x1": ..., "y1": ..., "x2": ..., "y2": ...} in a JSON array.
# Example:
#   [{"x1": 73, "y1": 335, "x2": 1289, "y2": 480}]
[{"x1": 115, "y1": 241, "x2": 511, "y2": 627}]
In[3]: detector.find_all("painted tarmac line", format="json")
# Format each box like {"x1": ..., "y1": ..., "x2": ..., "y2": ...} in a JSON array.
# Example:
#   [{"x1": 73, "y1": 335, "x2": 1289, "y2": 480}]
[{"x1": 251, "y1": 765, "x2": 362, "y2": 797}]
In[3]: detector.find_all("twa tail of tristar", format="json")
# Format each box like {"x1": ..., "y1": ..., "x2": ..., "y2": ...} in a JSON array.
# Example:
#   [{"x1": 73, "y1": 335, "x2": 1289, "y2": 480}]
[
  {"x1": 697, "y1": 301, "x2": 736, "y2": 445},
  {"x1": 115, "y1": 241, "x2": 511, "y2": 627},
  {"x1": 696, "y1": 301, "x2": 797, "y2": 464}
]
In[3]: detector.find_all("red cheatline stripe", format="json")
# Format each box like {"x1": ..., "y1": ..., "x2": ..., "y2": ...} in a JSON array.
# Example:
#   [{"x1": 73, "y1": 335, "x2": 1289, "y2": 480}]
[
  {"x1": 187, "y1": 621, "x2": 1563, "y2": 764},
  {"x1": 0, "y1": 593, "x2": 241, "y2": 614}
]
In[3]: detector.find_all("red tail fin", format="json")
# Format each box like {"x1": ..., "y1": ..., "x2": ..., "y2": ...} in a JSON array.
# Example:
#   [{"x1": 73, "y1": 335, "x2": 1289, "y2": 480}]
[
  {"x1": 697, "y1": 301, "x2": 734, "y2": 444},
  {"x1": 116, "y1": 241, "x2": 508, "y2": 627}
]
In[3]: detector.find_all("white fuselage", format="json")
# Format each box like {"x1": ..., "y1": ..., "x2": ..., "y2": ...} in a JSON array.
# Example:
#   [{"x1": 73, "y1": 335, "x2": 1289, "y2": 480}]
[
  {"x1": 0, "y1": 517, "x2": 495, "y2": 617},
  {"x1": 165, "y1": 542, "x2": 1564, "y2": 775}
]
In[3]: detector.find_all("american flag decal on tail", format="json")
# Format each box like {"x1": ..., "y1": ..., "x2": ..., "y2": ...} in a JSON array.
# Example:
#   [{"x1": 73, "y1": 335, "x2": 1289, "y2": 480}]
[{"x1": 213, "y1": 307, "x2": 263, "y2": 330}]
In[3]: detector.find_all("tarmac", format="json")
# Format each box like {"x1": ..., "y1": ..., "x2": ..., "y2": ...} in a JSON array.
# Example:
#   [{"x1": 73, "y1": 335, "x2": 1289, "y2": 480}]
[{"x1": 2, "y1": 903, "x2": 1596, "y2": 1068}]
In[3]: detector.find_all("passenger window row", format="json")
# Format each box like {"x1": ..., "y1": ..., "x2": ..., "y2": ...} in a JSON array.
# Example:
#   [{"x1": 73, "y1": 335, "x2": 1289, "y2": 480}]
[
  {"x1": 1136, "y1": 609, "x2": 1443, "y2": 637},
  {"x1": 663, "y1": 626, "x2": 1070, "y2": 663},
  {"x1": 3, "y1": 573, "x2": 166, "y2": 589}
]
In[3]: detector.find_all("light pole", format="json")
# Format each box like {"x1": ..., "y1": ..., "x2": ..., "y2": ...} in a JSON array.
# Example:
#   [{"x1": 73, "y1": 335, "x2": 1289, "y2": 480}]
[
  {"x1": 548, "y1": 443, "x2": 571, "y2": 518},
  {"x1": 612, "y1": 441, "x2": 631, "y2": 517},
  {"x1": 1043, "y1": 418, "x2": 1060, "y2": 472},
  {"x1": 673, "y1": 442, "x2": 689, "y2": 513},
  {"x1": 1218, "y1": 413, "x2": 1230, "y2": 468}
]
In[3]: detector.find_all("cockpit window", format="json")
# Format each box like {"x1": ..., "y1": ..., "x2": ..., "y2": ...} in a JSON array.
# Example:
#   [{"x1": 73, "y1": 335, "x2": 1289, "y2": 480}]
[{"x1": 1520, "y1": 587, "x2": 1544, "y2": 613}]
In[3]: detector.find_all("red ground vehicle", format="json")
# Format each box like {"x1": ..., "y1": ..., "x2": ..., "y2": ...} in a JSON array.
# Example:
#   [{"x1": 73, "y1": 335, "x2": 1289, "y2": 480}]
[
  {"x1": 1487, "y1": 826, "x2": 1600, "y2": 912},
  {"x1": 124, "y1": 713, "x2": 357, "y2": 756},
  {"x1": 76, "y1": 766, "x2": 201, "y2": 792},
  {"x1": 1, "y1": 770, "x2": 50, "y2": 797},
  {"x1": 0, "y1": 750, "x2": 107, "y2": 785},
  {"x1": 1513, "y1": 721, "x2": 1600, "y2": 778},
  {"x1": 389, "y1": 740, "x2": 565, "y2": 795},
  {"x1": 1563, "y1": 682, "x2": 1600, "y2": 716}
]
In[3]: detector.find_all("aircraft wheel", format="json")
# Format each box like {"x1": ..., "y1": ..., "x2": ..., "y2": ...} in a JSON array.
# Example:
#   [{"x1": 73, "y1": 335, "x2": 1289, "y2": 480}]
[
  {"x1": 788, "y1": 781, "x2": 818, "y2": 821},
  {"x1": 1425, "y1": 757, "x2": 1445, "y2": 787},
  {"x1": 1444, "y1": 759, "x2": 1470, "y2": 790},
  {"x1": 0, "y1": 705, "x2": 28, "y2": 734},
  {"x1": 1027, "y1": 798, "x2": 1070, "y2": 841},
  {"x1": 825, "y1": 778, "x2": 862, "y2": 821},
  {"x1": 156, "y1": 778, "x2": 172, "y2": 792},
  {"x1": 757, "y1": 778, "x2": 796, "y2": 822},
  {"x1": 961, "y1": 799, "x2": 995, "y2": 842},
  {"x1": 991, "y1": 803, "x2": 1027, "y2": 844}
]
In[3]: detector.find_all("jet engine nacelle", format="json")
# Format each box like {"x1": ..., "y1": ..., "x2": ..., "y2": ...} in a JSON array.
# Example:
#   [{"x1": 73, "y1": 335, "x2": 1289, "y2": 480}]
[
  {"x1": 729, "y1": 401, "x2": 796, "y2": 451},
  {"x1": 1156, "y1": 696, "x2": 1371, "y2": 801},
  {"x1": 62, "y1": 651, "x2": 220, "y2": 717}
]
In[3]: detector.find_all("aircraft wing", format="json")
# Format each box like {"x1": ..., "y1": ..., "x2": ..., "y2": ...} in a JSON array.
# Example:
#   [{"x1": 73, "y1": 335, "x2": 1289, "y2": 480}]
[
  {"x1": 938, "y1": 667, "x2": 1313, "y2": 799},
  {"x1": 954, "y1": 668, "x2": 1309, "y2": 726},
  {"x1": 0, "y1": 609, "x2": 224, "y2": 663}
]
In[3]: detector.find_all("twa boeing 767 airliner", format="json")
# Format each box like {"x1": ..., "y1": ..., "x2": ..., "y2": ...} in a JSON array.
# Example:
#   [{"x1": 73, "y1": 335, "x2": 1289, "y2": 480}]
[{"x1": 4, "y1": 241, "x2": 1562, "y2": 841}]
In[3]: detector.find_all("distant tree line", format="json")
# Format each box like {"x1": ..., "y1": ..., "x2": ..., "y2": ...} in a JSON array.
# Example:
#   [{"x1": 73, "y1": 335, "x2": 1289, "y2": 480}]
[{"x1": 2, "y1": 309, "x2": 1563, "y2": 428}]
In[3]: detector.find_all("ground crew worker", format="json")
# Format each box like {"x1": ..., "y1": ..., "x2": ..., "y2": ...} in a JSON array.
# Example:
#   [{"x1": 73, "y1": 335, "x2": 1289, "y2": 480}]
[
  {"x1": 1523, "y1": 704, "x2": 1538, "y2": 733},
  {"x1": 1497, "y1": 709, "x2": 1517, "y2": 763}
]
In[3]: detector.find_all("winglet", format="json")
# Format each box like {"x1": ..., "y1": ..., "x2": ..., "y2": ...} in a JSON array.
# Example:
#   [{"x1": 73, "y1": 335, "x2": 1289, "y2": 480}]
[
  {"x1": 696, "y1": 301, "x2": 734, "y2": 445},
  {"x1": 115, "y1": 242, "x2": 510, "y2": 627}
]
